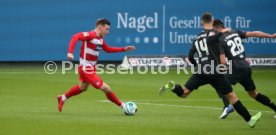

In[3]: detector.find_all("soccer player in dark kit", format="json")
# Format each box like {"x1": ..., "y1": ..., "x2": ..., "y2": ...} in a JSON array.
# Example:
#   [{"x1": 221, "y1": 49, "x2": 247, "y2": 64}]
[
  {"x1": 213, "y1": 19, "x2": 276, "y2": 119},
  {"x1": 159, "y1": 13, "x2": 262, "y2": 128}
]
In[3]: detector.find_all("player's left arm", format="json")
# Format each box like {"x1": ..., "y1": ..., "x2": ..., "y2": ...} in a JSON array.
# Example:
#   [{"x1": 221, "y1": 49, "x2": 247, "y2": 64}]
[
  {"x1": 219, "y1": 54, "x2": 227, "y2": 65},
  {"x1": 218, "y1": 38, "x2": 227, "y2": 65},
  {"x1": 67, "y1": 32, "x2": 96, "y2": 60},
  {"x1": 102, "y1": 41, "x2": 136, "y2": 53}
]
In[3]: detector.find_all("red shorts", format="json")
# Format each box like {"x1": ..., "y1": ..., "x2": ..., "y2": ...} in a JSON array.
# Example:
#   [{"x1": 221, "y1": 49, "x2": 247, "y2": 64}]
[{"x1": 78, "y1": 66, "x2": 103, "y2": 89}]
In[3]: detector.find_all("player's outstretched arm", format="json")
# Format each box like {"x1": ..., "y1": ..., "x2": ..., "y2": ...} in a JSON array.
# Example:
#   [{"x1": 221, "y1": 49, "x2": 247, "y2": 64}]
[
  {"x1": 102, "y1": 41, "x2": 136, "y2": 53},
  {"x1": 272, "y1": 33, "x2": 276, "y2": 38},
  {"x1": 124, "y1": 46, "x2": 136, "y2": 52},
  {"x1": 245, "y1": 31, "x2": 275, "y2": 38}
]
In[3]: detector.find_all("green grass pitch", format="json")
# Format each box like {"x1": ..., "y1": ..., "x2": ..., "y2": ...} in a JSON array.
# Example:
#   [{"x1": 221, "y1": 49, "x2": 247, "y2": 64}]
[{"x1": 0, "y1": 65, "x2": 275, "y2": 135}]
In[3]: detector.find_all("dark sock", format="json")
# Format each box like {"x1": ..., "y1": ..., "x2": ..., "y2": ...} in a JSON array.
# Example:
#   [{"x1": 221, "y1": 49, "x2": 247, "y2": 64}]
[
  {"x1": 233, "y1": 100, "x2": 251, "y2": 122},
  {"x1": 216, "y1": 90, "x2": 229, "y2": 108},
  {"x1": 221, "y1": 96, "x2": 230, "y2": 108},
  {"x1": 255, "y1": 93, "x2": 276, "y2": 112},
  {"x1": 171, "y1": 84, "x2": 184, "y2": 97}
]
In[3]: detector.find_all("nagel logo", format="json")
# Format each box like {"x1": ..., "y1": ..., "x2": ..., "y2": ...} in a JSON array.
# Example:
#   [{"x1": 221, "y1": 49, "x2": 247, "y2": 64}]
[{"x1": 116, "y1": 12, "x2": 158, "y2": 33}]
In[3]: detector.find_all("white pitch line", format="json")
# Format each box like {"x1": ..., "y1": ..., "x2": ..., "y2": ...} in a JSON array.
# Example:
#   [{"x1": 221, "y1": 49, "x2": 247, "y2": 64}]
[
  {"x1": 139, "y1": 102, "x2": 274, "y2": 114},
  {"x1": 98, "y1": 99, "x2": 276, "y2": 102},
  {"x1": 98, "y1": 100, "x2": 275, "y2": 114},
  {"x1": 0, "y1": 72, "x2": 46, "y2": 74}
]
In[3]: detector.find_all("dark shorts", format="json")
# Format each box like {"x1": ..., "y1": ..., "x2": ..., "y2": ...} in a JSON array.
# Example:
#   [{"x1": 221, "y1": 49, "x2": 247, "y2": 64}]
[
  {"x1": 184, "y1": 74, "x2": 233, "y2": 95},
  {"x1": 226, "y1": 68, "x2": 256, "y2": 91}
]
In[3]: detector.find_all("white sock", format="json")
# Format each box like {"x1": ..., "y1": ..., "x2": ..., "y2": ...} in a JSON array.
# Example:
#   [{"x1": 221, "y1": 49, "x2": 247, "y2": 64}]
[
  {"x1": 61, "y1": 95, "x2": 67, "y2": 102},
  {"x1": 120, "y1": 102, "x2": 125, "y2": 109}
]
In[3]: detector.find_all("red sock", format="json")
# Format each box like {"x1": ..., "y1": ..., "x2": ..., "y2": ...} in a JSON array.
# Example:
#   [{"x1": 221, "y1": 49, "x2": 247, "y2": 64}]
[
  {"x1": 106, "y1": 91, "x2": 122, "y2": 106},
  {"x1": 65, "y1": 85, "x2": 83, "y2": 99}
]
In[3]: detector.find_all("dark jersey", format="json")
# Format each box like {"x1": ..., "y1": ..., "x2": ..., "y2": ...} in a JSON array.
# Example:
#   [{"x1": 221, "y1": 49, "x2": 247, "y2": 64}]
[
  {"x1": 188, "y1": 29, "x2": 222, "y2": 74},
  {"x1": 218, "y1": 30, "x2": 250, "y2": 69}
]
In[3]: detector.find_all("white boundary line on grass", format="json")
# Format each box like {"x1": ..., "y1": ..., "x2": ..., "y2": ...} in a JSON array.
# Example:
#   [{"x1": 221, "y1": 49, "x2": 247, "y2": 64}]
[
  {"x1": 98, "y1": 99, "x2": 276, "y2": 102},
  {"x1": 139, "y1": 102, "x2": 274, "y2": 114},
  {"x1": 98, "y1": 100, "x2": 275, "y2": 114}
]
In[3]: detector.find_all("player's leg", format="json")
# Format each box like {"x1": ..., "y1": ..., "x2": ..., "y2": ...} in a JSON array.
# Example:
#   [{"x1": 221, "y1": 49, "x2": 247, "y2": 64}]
[
  {"x1": 99, "y1": 82, "x2": 124, "y2": 107},
  {"x1": 57, "y1": 82, "x2": 89, "y2": 112},
  {"x1": 159, "y1": 80, "x2": 192, "y2": 98},
  {"x1": 248, "y1": 90, "x2": 276, "y2": 112},
  {"x1": 180, "y1": 74, "x2": 210, "y2": 98},
  {"x1": 215, "y1": 89, "x2": 230, "y2": 109},
  {"x1": 225, "y1": 91, "x2": 261, "y2": 128},
  {"x1": 159, "y1": 74, "x2": 206, "y2": 98},
  {"x1": 212, "y1": 85, "x2": 234, "y2": 119},
  {"x1": 84, "y1": 73, "x2": 124, "y2": 108},
  {"x1": 172, "y1": 83, "x2": 192, "y2": 98},
  {"x1": 57, "y1": 66, "x2": 93, "y2": 112},
  {"x1": 240, "y1": 70, "x2": 276, "y2": 116},
  {"x1": 216, "y1": 69, "x2": 243, "y2": 119},
  {"x1": 218, "y1": 76, "x2": 261, "y2": 128}
]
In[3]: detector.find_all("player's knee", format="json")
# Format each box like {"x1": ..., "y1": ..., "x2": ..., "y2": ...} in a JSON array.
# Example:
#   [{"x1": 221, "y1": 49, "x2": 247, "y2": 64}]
[
  {"x1": 100, "y1": 86, "x2": 112, "y2": 94},
  {"x1": 80, "y1": 87, "x2": 88, "y2": 91},
  {"x1": 247, "y1": 90, "x2": 257, "y2": 98},
  {"x1": 225, "y1": 92, "x2": 239, "y2": 104},
  {"x1": 79, "y1": 85, "x2": 88, "y2": 91}
]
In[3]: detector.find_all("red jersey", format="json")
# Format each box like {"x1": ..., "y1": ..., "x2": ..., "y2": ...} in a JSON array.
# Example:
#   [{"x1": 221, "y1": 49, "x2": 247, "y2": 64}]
[{"x1": 68, "y1": 31, "x2": 126, "y2": 67}]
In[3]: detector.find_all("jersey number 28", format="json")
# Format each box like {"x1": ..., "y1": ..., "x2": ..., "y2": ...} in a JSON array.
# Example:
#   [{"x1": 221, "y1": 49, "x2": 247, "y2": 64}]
[{"x1": 227, "y1": 37, "x2": 244, "y2": 56}]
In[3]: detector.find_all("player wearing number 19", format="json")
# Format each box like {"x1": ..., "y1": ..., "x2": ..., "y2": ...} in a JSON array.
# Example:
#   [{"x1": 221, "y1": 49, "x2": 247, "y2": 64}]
[
  {"x1": 159, "y1": 13, "x2": 262, "y2": 128},
  {"x1": 213, "y1": 19, "x2": 276, "y2": 119}
]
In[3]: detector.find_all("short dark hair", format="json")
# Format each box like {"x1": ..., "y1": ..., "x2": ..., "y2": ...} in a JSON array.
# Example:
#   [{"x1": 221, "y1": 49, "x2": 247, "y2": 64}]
[
  {"x1": 96, "y1": 18, "x2": 111, "y2": 26},
  {"x1": 201, "y1": 12, "x2": 213, "y2": 24},
  {"x1": 213, "y1": 19, "x2": 225, "y2": 29}
]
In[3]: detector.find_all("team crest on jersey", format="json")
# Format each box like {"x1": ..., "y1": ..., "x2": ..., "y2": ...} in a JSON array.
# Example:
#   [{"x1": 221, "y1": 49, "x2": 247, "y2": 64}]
[
  {"x1": 90, "y1": 39, "x2": 103, "y2": 50},
  {"x1": 90, "y1": 39, "x2": 103, "y2": 45}
]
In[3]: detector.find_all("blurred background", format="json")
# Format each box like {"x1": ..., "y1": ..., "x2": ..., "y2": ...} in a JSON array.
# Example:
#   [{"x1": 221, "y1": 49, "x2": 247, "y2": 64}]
[
  {"x1": 1, "y1": 1, "x2": 276, "y2": 135},
  {"x1": 0, "y1": 0, "x2": 275, "y2": 62}
]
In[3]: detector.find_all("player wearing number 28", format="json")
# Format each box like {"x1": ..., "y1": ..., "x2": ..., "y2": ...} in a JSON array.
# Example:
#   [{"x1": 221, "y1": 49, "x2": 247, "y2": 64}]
[{"x1": 213, "y1": 19, "x2": 276, "y2": 119}]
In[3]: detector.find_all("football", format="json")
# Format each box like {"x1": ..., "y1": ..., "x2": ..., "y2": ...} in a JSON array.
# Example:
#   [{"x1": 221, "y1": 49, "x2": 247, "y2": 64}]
[{"x1": 123, "y1": 102, "x2": 138, "y2": 115}]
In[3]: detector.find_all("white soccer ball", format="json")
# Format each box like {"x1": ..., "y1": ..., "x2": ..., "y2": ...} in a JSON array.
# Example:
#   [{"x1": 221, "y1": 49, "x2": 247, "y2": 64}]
[{"x1": 123, "y1": 102, "x2": 138, "y2": 115}]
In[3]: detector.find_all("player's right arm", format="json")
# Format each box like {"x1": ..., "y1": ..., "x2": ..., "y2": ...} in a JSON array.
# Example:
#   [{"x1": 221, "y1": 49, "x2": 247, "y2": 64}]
[
  {"x1": 67, "y1": 32, "x2": 96, "y2": 60},
  {"x1": 241, "y1": 30, "x2": 275, "y2": 38},
  {"x1": 218, "y1": 37, "x2": 228, "y2": 65},
  {"x1": 188, "y1": 42, "x2": 197, "y2": 66},
  {"x1": 218, "y1": 37, "x2": 230, "y2": 75}
]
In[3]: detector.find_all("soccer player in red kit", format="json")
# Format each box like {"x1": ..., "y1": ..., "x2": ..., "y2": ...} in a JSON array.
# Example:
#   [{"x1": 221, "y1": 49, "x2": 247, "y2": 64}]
[{"x1": 57, "y1": 18, "x2": 136, "y2": 112}]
